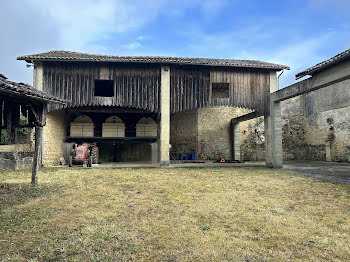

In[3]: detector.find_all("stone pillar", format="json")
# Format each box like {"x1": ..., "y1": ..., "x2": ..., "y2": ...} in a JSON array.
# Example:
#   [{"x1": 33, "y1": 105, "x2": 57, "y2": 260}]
[
  {"x1": 151, "y1": 142, "x2": 159, "y2": 164},
  {"x1": 325, "y1": 141, "x2": 332, "y2": 162},
  {"x1": 264, "y1": 71, "x2": 283, "y2": 168},
  {"x1": 160, "y1": 66, "x2": 170, "y2": 166},
  {"x1": 232, "y1": 121, "x2": 241, "y2": 161},
  {"x1": 34, "y1": 62, "x2": 43, "y2": 91}
]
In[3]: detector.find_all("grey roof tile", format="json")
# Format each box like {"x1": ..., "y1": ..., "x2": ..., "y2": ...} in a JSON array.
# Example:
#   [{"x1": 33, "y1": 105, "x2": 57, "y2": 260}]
[
  {"x1": 0, "y1": 74, "x2": 65, "y2": 103},
  {"x1": 296, "y1": 48, "x2": 350, "y2": 79},
  {"x1": 18, "y1": 50, "x2": 290, "y2": 70}
]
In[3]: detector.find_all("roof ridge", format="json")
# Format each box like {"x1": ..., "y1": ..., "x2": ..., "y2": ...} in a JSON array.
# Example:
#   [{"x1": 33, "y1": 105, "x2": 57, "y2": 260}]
[
  {"x1": 17, "y1": 50, "x2": 290, "y2": 70},
  {"x1": 0, "y1": 73, "x2": 7, "y2": 79},
  {"x1": 19, "y1": 50, "x2": 273, "y2": 61}
]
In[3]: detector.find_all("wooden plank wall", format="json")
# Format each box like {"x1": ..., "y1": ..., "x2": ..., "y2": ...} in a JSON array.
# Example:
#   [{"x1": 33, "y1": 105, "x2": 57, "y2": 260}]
[
  {"x1": 43, "y1": 62, "x2": 161, "y2": 112},
  {"x1": 44, "y1": 62, "x2": 271, "y2": 114},
  {"x1": 170, "y1": 66, "x2": 211, "y2": 113},
  {"x1": 210, "y1": 70, "x2": 270, "y2": 112}
]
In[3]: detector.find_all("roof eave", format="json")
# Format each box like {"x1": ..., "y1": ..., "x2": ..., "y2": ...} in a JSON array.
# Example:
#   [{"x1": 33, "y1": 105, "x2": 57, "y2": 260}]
[
  {"x1": 0, "y1": 88, "x2": 66, "y2": 104},
  {"x1": 17, "y1": 57, "x2": 289, "y2": 71},
  {"x1": 296, "y1": 50, "x2": 350, "y2": 80}
]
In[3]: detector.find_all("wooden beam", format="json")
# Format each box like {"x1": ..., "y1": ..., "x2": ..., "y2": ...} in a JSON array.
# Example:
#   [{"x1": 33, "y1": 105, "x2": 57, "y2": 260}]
[{"x1": 29, "y1": 104, "x2": 40, "y2": 125}]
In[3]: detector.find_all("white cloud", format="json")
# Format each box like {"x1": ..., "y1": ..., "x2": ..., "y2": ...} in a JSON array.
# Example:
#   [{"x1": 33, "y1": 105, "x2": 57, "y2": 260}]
[
  {"x1": 200, "y1": 0, "x2": 230, "y2": 18},
  {"x1": 265, "y1": 35, "x2": 333, "y2": 87},
  {"x1": 28, "y1": 0, "x2": 162, "y2": 50},
  {"x1": 180, "y1": 23, "x2": 350, "y2": 88},
  {"x1": 123, "y1": 42, "x2": 142, "y2": 50},
  {"x1": 27, "y1": 0, "x2": 229, "y2": 52},
  {"x1": 1, "y1": 0, "x2": 348, "y2": 88}
]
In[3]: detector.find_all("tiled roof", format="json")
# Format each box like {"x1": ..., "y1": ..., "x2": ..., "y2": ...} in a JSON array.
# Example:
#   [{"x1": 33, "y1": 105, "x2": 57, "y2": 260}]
[
  {"x1": 296, "y1": 48, "x2": 350, "y2": 79},
  {"x1": 0, "y1": 74, "x2": 65, "y2": 103},
  {"x1": 17, "y1": 50, "x2": 290, "y2": 70}
]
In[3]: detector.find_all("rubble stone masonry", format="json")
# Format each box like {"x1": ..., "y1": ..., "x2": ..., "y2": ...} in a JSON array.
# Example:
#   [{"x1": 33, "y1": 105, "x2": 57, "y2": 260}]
[
  {"x1": 43, "y1": 110, "x2": 66, "y2": 166},
  {"x1": 170, "y1": 79, "x2": 350, "y2": 162}
]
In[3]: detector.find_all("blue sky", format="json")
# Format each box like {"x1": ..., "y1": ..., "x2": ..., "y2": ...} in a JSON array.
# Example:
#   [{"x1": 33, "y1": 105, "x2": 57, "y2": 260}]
[{"x1": 1, "y1": 0, "x2": 349, "y2": 87}]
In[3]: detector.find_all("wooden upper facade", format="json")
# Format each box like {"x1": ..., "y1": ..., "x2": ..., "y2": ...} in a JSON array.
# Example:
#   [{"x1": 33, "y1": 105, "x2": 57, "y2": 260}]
[{"x1": 18, "y1": 51, "x2": 289, "y2": 114}]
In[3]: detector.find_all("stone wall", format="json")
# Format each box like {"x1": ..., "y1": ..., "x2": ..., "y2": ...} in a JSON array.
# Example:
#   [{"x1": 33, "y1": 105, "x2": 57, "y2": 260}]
[
  {"x1": 240, "y1": 117, "x2": 265, "y2": 161},
  {"x1": 169, "y1": 84, "x2": 350, "y2": 163},
  {"x1": 304, "y1": 79, "x2": 350, "y2": 162},
  {"x1": 170, "y1": 107, "x2": 250, "y2": 160},
  {"x1": 0, "y1": 151, "x2": 33, "y2": 170},
  {"x1": 239, "y1": 77, "x2": 350, "y2": 162},
  {"x1": 43, "y1": 110, "x2": 66, "y2": 166},
  {"x1": 0, "y1": 143, "x2": 32, "y2": 152},
  {"x1": 170, "y1": 110, "x2": 198, "y2": 155},
  {"x1": 197, "y1": 107, "x2": 250, "y2": 160},
  {"x1": 41, "y1": 75, "x2": 350, "y2": 164}
]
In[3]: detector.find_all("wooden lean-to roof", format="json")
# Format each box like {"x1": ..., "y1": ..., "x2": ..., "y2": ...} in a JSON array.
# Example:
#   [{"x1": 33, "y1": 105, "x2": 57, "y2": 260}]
[
  {"x1": 0, "y1": 74, "x2": 65, "y2": 104},
  {"x1": 17, "y1": 50, "x2": 289, "y2": 71},
  {"x1": 296, "y1": 48, "x2": 350, "y2": 79}
]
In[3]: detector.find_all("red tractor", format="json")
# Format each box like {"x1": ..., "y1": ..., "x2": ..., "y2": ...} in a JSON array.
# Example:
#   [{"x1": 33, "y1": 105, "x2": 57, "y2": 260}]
[{"x1": 68, "y1": 143, "x2": 99, "y2": 167}]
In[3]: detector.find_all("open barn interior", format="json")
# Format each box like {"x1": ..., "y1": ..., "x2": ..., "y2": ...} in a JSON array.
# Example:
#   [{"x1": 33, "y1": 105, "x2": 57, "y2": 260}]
[{"x1": 64, "y1": 107, "x2": 158, "y2": 164}]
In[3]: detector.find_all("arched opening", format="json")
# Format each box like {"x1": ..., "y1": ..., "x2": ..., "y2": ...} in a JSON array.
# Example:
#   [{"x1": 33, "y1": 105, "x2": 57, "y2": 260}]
[
  {"x1": 102, "y1": 116, "x2": 125, "y2": 137},
  {"x1": 136, "y1": 117, "x2": 157, "y2": 137},
  {"x1": 70, "y1": 115, "x2": 94, "y2": 137}
]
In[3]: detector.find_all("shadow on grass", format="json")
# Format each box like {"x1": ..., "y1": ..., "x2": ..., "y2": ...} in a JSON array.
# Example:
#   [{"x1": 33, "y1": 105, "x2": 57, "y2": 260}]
[{"x1": 0, "y1": 182, "x2": 62, "y2": 211}]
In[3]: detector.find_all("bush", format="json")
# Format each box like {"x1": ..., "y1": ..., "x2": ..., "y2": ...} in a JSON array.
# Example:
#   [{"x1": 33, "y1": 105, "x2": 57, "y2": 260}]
[{"x1": 0, "y1": 115, "x2": 32, "y2": 145}]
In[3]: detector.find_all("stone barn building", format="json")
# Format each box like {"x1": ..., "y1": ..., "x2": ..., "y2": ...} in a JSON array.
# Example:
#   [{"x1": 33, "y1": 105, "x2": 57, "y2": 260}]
[
  {"x1": 240, "y1": 47, "x2": 350, "y2": 162},
  {"x1": 17, "y1": 51, "x2": 289, "y2": 167}
]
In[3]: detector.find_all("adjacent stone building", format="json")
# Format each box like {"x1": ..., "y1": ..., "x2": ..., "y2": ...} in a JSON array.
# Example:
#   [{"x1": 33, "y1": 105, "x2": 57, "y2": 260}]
[{"x1": 240, "y1": 48, "x2": 350, "y2": 162}]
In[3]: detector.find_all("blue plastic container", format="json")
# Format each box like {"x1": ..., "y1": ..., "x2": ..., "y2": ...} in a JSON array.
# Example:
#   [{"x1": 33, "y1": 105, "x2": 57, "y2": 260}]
[
  {"x1": 187, "y1": 153, "x2": 192, "y2": 160},
  {"x1": 179, "y1": 153, "x2": 183, "y2": 160},
  {"x1": 191, "y1": 153, "x2": 196, "y2": 160}
]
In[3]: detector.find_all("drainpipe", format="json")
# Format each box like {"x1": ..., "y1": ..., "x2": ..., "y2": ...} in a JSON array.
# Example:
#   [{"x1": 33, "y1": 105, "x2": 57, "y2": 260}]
[{"x1": 277, "y1": 70, "x2": 284, "y2": 90}]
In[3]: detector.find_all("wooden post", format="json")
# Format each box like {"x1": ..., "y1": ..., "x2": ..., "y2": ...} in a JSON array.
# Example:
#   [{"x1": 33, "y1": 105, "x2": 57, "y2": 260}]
[
  {"x1": 31, "y1": 104, "x2": 47, "y2": 185},
  {"x1": 32, "y1": 125, "x2": 43, "y2": 185},
  {"x1": 11, "y1": 105, "x2": 20, "y2": 144},
  {"x1": 0, "y1": 99, "x2": 2, "y2": 144}
]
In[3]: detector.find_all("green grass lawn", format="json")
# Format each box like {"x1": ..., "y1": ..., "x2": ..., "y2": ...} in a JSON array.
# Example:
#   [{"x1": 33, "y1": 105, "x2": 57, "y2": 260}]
[{"x1": 1, "y1": 167, "x2": 350, "y2": 261}]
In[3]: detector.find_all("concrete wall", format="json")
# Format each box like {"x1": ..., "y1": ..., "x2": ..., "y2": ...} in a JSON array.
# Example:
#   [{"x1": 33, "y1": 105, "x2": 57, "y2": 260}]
[{"x1": 43, "y1": 110, "x2": 66, "y2": 166}]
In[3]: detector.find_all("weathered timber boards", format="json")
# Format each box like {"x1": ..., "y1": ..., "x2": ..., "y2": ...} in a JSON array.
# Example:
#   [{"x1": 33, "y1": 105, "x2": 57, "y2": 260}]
[
  {"x1": 170, "y1": 66, "x2": 211, "y2": 113},
  {"x1": 43, "y1": 62, "x2": 271, "y2": 113},
  {"x1": 43, "y1": 62, "x2": 161, "y2": 112},
  {"x1": 210, "y1": 69, "x2": 270, "y2": 112}
]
